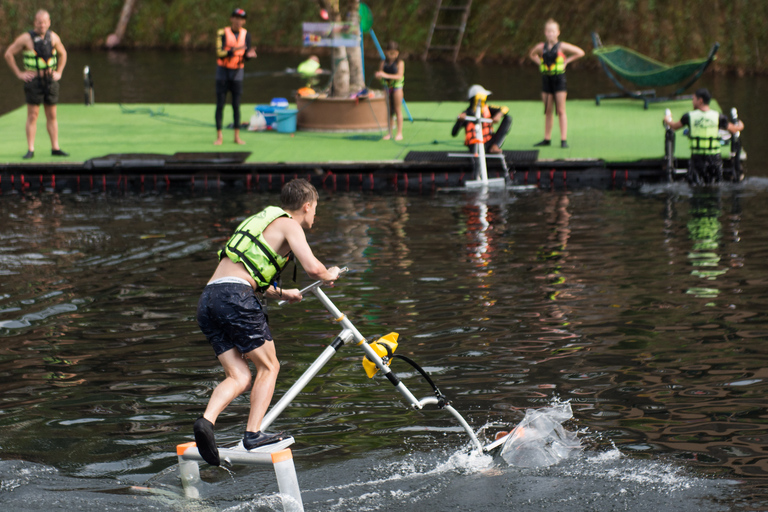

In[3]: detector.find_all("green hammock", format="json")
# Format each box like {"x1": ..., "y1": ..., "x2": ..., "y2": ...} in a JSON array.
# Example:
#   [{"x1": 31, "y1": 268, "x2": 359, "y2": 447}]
[{"x1": 592, "y1": 33, "x2": 719, "y2": 108}]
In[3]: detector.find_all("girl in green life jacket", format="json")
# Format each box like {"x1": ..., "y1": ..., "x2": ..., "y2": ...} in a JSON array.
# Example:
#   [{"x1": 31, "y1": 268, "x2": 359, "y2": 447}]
[
  {"x1": 375, "y1": 41, "x2": 405, "y2": 141},
  {"x1": 528, "y1": 19, "x2": 585, "y2": 149}
]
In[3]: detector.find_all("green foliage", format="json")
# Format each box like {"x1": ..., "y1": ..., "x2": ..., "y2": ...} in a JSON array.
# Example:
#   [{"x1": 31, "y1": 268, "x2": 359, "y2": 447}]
[{"x1": 0, "y1": 0, "x2": 766, "y2": 73}]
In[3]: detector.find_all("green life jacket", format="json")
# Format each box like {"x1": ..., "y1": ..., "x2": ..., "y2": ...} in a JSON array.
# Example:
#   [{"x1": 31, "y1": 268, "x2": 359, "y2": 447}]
[
  {"x1": 219, "y1": 206, "x2": 292, "y2": 292},
  {"x1": 297, "y1": 58, "x2": 320, "y2": 77},
  {"x1": 540, "y1": 41, "x2": 565, "y2": 76},
  {"x1": 23, "y1": 30, "x2": 58, "y2": 72},
  {"x1": 688, "y1": 109, "x2": 722, "y2": 156}
]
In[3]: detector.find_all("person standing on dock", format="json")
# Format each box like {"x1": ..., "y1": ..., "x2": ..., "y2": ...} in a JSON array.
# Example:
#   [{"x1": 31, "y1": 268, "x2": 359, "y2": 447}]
[
  {"x1": 214, "y1": 8, "x2": 257, "y2": 146},
  {"x1": 664, "y1": 88, "x2": 744, "y2": 185},
  {"x1": 4, "y1": 9, "x2": 68, "y2": 159},
  {"x1": 375, "y1": 41, "x2": 405, "y2": 141},
  {"x1": 194, "y1": 179, "x2": 341, "y2": 466},
  {"x1": 528, "y1": 19, "x2": 584, "y2": 149},
  {"x1": 451, "y1": 85, "x2": 511, "y2": 154}
]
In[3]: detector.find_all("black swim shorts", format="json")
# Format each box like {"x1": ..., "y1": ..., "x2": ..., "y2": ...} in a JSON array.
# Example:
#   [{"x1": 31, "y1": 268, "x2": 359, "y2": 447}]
[
  {"x1": 24, "y1": 76, "x2": 60, "y2": 105},
  {"x1": 541, "y1": 74, "x2": 567, "y2": 95},
  {"x1": 197, "y1": 281, "x2": 272, "y2": 357}
]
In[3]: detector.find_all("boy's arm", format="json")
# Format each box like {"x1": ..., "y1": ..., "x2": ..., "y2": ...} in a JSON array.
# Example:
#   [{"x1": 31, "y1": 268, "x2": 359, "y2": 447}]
[{"x1": 283, "y1": 220, "x2": 339, "y2": 282}]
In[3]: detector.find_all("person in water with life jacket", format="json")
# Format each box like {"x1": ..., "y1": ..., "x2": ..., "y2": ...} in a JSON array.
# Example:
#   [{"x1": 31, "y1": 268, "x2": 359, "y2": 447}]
[
  {"x1": 375, "y1": 41, "x2": 405, "y2": 141},
  {"x1": 194, "y1": 179, "x2": 341, "y2": 466},
  {"x1": 214, "y1": 8, "x2": 257, "y2": 146},
  {"x1": 451, "y1": 85, "x2": 511, "y2": 155},
  {"x1": 664, "y1": 88, "x2": 744, "y2": 185},
  {"x1": 528, "y1": 18, "x2": 585, "y2": 149},
  {"x1": 4, "y1": 9, "x2": 68, "y2": 159}
]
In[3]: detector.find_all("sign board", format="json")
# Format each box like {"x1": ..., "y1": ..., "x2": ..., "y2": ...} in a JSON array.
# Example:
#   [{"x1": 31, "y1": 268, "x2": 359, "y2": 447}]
[{"x1": 302, "y1": 22, "x2": 359, "y2": 48}]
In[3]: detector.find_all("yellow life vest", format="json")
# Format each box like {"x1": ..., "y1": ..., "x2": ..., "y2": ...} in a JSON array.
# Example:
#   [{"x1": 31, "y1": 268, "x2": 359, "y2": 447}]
[
  {"x1": 219, "y1": 206, "x2": 292, "y2": 291},
  {"x1": 688, "y1": 109, "x2": 722, "y2": 156},
  {"x1": 540, "y1": 41, "x2": 565, "y2": 76}
]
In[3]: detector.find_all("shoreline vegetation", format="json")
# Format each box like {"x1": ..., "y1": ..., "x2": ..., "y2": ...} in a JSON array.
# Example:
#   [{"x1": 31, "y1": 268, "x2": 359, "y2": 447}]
[{"x1": 0, "y1": 0, "x2": 765, "y2": 75}]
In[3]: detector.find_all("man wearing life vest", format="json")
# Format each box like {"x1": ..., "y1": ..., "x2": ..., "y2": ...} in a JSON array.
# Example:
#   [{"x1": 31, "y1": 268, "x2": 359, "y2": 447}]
[
  {"x1": 451, "y1": 85, "x2": 511, "y2": 154},
  {"x1": 4, "y1": 9, "x2": 68, "y2": 159},
  {"x1": 215, "y1": 8, "x2": 257, "y2": 146},
  {"x1": 528, "y1": 19, "x2": 584, "y2": 149},
  {"x1": 665, "y1": 88, "x2": 744, "y2": 185},
  {"x1": 194, "y1": 179, "x2": 341, "y2": 466}
]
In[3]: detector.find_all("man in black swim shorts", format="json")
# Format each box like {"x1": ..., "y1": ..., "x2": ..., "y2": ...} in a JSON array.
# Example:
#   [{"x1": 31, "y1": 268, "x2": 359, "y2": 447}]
[
  {"x1": 194, "y1": 179, "x2": 340, "y2": 466},
  {"x1": 4, "y1": 9, "x2": 69, "y2": 159}
]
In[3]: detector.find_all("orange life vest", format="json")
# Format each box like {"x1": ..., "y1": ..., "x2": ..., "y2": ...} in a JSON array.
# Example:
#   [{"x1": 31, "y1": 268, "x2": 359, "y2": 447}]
[
  {"x1": 465, "y1": 105, "x2": 493, "y2": 146},
  {"x1": 217, "y1": 27, "x2": 247, "y2": 69}
]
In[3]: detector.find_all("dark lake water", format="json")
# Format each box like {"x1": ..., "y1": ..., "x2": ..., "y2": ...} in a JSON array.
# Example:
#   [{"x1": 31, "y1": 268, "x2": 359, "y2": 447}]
[
  {"x1": 2, "y1": 50, "x2": 768, "y2": 511},
  {"x1": 3, "y1": 182, "x2": 768, "y2": 510}
]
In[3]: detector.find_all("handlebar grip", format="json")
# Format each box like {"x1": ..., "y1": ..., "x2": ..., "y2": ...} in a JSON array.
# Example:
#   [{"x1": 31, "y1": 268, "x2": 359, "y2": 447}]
[{"x1": 277, "y1": 266, "x2": 349, "y2": 306}]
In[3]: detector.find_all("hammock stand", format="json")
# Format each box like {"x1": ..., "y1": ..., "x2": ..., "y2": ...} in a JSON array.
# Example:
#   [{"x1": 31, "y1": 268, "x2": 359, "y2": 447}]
[{"x1": 592, "y1": 33, "x2": 719, "y2": 109}]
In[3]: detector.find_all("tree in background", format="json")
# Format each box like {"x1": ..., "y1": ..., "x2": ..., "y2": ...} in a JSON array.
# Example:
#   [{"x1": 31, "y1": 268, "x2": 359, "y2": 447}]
[{"x1": 316, "y1": 0, "x2": 365, "y2": 97}]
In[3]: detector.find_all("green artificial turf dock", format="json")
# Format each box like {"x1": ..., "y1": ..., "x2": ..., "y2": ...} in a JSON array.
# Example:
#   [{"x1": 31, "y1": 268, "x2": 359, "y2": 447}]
[{"x1": 0, "y1": 98, "x2": 728, "y2": 166}]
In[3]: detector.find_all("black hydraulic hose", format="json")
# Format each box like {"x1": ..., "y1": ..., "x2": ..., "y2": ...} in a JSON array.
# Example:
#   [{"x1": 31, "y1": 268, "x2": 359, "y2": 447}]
[{"x1": 391, "y1": 354, "x2": 446, "y2": 403}]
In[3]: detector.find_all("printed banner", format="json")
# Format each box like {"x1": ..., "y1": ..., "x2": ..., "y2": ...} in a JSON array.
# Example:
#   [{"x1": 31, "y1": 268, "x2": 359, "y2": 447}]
[{"x1": 302, "y1": 22, "x2": 360, "y2": 48}]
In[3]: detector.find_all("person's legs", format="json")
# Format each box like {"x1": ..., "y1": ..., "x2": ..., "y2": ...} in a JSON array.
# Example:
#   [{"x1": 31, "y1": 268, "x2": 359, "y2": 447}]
[
  {"x1": 383, "y1": 87, "x2": 394, "y2": 140},
  {"x1": 26, "y1": 104, "x2": 40, "y2": 153},
  {"x1": 243, "y1": 340, "x2": 280, "y2": 433},
  {"x1": 43, "y1": 104, "x2": 61, "y2": 151},
  {"x1": 555, "y1": 91, "x2": 568, "y2": 144},
  {"x1": 543, "y1": 92, "x2": 554, "y2": 140},
  {"x1": 214, "y1": 79, "x2": 228, "y2": 145},
  {"x1": 230, "y1": 79, "x2": 244, "y2": 144},
  {"x1": 486, "y1": 114, "x2": 511, "y2": 153},
  {"x1": 392, "y1": 88, "x2": 404, "y2": 140},
  {"x1": 202, "y1": 348, "x2": 254, "y2": 424}
]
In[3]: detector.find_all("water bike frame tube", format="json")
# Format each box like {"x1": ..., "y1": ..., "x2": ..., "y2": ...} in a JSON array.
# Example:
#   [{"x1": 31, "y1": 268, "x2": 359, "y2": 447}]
[{"x1": 265, "y1": 268, "x2": 483, "y2": 452}]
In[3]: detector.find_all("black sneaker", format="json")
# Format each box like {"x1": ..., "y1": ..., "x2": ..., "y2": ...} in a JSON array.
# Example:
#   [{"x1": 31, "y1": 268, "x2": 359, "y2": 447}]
[
  {"x1": 51, "y1": 149, "x2": 69, "y2": 156},
  {"x1": 561, "y1": 140, "x2": 569, "y2": 148},
  {"x1": 193, "y1": 417, "x2": 220, "y2": 466},
  {"x1": 22, "y1": 150, "x2": 34, "y2": 159},
  {"x1": 243, "y1": 430, "x2": 288, "y2": 450},
  {"x1": 533, "y1": 140, "x2": 551, "y2": 147}
]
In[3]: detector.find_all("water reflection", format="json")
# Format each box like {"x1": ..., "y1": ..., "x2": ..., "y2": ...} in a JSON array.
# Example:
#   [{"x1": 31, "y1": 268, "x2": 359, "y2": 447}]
[{"x1": 686, "y1": 191, "x2": 730, "y2": 298}]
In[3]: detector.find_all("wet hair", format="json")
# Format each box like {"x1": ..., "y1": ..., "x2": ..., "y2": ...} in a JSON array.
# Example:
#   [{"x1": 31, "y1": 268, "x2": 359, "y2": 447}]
[
  {"x1": 694, "y1": 88, "x2": 712, "y2": 105},
  {"x1": 281, "y1": 179, "x2": 318, "y2": 211},
  {"x1": 386, "y1": 41, "x2": 399, "y2": 51}
]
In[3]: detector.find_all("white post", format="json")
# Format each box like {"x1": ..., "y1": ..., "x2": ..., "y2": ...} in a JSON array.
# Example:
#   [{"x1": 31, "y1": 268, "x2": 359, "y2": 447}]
[
  {"x1": 474, "y1": 102, "x2": 489, "y2": 183},
  {"x1": 272, "y1": 449, "x2": 304, "y2": 512},
  {"x1": 177, "y1": 442, "x2": 201, "y2": 499},
  {"x1": 176, "y1": 443, "x2": 304, "y2": 512}
]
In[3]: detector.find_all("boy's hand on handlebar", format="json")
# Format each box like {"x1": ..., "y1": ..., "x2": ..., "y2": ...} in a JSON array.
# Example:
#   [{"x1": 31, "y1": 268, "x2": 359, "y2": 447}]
[
  {"x1": 324, "y1": 266, "x2": 341, "y2": 286},
  {"x1": 281, "y1": 288, "x2": 303, "y2": 303}
]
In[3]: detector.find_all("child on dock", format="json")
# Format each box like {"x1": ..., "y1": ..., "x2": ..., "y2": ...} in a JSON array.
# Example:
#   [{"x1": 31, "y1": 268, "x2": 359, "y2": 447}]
[
  {"x1": 528, "y1": 19, "x2": 585, "y2": 149},
  {"x1": 194, "y1": 179, "x2": 340, "y2": 466},
  {"x1": 451, "y1": 85, "x2": 511, "y2": 154},
  {"x1": 375, "y1": 41, "x2": 405, "y2": 141}
]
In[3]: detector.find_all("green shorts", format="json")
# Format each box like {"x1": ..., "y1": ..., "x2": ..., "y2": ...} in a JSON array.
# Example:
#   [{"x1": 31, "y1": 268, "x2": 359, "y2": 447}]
[{"x1": 24, "y1": 76, "x2": 59, "y2": 106}]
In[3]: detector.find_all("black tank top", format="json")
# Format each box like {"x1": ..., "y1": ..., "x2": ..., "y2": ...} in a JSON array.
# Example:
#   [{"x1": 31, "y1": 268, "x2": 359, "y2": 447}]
[{"x1": 383, "y1": 59, "x2": 400, "y2": 75}]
